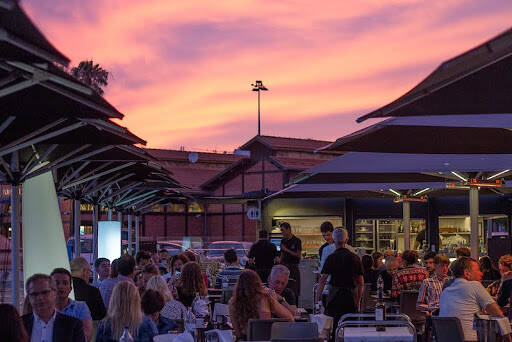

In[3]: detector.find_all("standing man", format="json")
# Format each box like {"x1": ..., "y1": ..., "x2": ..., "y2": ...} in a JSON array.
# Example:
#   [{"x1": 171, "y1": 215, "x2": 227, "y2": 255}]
[
  {"x1": 22, "y1": 273, "x2": 86, "y2": 342},
  {"x1": 92, "y1": 258, "x2": 111, "y2": 288},
  {"x1": 279, "y1": 222, "x2": 302, "y2": 300},
  {"x1": 319, "y1": 221, "x2": 334, "y2": 260},
  {"x1": 316, "y1": 228, "x2": 364, "y2": 341},
  {"x1": 248, "y1": 230, "x2": 278, "y2": 282},
  {"x1": 99, "y1": 255, "x2": 136, "y2": 309}
]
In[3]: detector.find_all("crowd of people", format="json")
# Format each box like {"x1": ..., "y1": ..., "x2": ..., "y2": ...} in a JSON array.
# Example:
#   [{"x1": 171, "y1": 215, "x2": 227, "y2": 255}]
[{"x1": 2, "y1": 220, "x2": 512, "y2": 341}]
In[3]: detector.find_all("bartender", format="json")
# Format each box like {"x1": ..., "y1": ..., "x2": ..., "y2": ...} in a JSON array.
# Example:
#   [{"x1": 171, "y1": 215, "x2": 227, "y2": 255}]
[
  {"x1": 415, "y1": 228, "x2": 427, "y2": 250},
  {"x1": 279, "y1": 222, "x2": 302, "y2": 301}
]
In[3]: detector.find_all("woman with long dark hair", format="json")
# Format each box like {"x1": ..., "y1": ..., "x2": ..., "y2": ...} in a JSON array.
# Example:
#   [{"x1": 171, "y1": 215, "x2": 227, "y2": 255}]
[
  {"x1": 228, "y1": 269, "x2": 293, "y2": 340},
  {"x1": 0, "y1": 303, "x2": 29, "y2": 342},
  {"x1": 175, "y1": 262, "x2": 208, "y2": 307}
]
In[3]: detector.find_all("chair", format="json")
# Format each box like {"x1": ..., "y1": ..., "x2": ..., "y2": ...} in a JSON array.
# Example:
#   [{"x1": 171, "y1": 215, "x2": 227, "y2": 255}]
[
  {"x1": 400, "y1": 290, "x2": 426, "y2": 332},
  {"x1": 360, "y1": 283, "x2": 376, "y2": 313},
  {"x1": 221, "y1": 287, "x2": 234, "y2": 304},
  {"x1": 212, "y1": 303, "x2": 229, "y2": 323},
  {"x1": 247, "y1": 318, "x2": 289, "y2": 341},
  {"x1": 270, "y1": 322, "x2": 319, "y2": 340},
  {"x1": 431, "y1": 317, "x2": 465, "y2": 342}
]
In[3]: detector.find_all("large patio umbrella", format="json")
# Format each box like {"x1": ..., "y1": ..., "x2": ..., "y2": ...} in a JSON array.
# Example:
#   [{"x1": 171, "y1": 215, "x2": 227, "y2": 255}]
[
  {"x1": 321, "y1": 114, "x2": 512, "y2": 154},
  {"x1": 0, "y1": 0, "x2": 69, "y2": 65},
  {"x1": 292, "y1": 152, "x2": 512, "y2": 255},
  {"x1": 357, "y1": 27, "x2": 512, "y2": 122}
]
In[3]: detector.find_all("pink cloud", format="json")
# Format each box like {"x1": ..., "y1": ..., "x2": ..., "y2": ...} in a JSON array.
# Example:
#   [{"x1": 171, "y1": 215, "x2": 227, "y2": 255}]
[{"x1": 22, "y1": 0, "x2": 512, "y2": 151}]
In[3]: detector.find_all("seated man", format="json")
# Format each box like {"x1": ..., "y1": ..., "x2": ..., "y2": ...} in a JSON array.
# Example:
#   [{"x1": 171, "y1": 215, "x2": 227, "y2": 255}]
[
  {"x1": 391, "y1": 250, "x2": 428, "y2": 298},
  {"x1": 440, "y1": 257, "x2": 504, "y2": 342},
  {"x1": 267, "y1": 264, "x2": 297, "y2": 316},
  {"x1": 417, "y1": 254, "x2": 450, "y2": 312},
  {"x1": 423, "y1": 251, "x2": 437, "y2": 278},
  {"x1": 23, "y1": 273, "x2": 86, "y2": 342},
  {"x1": 70, "y1": 257, "x2": 106, "y2": 321},
  {"x1": 51, "y1": 268, "x2": 93, "y2": 341},
  {"x1": 215, "y1": 248, "x2": 243, "y2": 288},
  {"x1": 92, "y1": 257, "x2": 111, "y2": 288}
]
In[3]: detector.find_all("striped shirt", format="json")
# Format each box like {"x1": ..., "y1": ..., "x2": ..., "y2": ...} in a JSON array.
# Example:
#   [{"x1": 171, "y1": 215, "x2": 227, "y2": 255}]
[
  {"x1": 215, "y1": 266, "x2": 243, "y2": 288},
  {"x1": 417, "y1": 275, "x2": 447, "y2": 309}
]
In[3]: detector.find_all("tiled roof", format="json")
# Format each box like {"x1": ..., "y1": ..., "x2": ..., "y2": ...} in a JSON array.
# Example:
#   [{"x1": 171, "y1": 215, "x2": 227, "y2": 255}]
[
  {"x1": 269, "y1": 157, "x2": 330, "y2": 170},
  {"x1": 162, "y1": 167, "x2": 222, "y2": 191},
  {"x1": 146, "y1": 148, "x2": 243, "y2": 164},
  {"x1": 239, "y1": 135, "x2": 333, "y2": 152}
]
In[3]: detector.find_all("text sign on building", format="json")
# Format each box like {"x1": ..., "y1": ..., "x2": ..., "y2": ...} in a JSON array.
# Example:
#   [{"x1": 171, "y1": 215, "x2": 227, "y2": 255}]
[{"x1": 247, "y1": 207, "x2": 261, "y2": 220}]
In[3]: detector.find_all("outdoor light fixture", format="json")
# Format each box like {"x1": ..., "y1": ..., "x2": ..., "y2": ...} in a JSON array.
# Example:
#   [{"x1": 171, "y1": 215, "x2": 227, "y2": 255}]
[
  {"x1": 393, "y1": 195, "x2": 427, "y2": 203},
  {"x1": 486, "y1": 170, "x2": 510, "y2": 180},
  {"x1": 451, "y1": 171, "x2": 468, "y2": 182},
  {"x1": 388, "y1": 188, "x2": 401, "y2": 196},
  {"x1": 467, "y1": 178, "x2": 504, "y2": 188},
  {"x1": 413, "y1": 188, "x2": 430, "y2": 196},
  {"x1": 251, "y1": 80, "x2": 268, "y2": 136}
]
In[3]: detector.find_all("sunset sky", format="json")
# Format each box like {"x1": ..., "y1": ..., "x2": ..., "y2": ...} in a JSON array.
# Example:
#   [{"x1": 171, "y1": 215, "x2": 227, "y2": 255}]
[{"x1": 24, "y1": 0, "x2": 512, "y2": 152}]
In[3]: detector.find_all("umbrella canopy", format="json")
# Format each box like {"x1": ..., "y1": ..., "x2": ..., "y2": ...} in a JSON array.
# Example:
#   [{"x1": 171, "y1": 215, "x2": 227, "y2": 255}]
[
  {"x1": 357, "y1": 27, "x2": 512, "y2": 122},
  {"x1": 321, "y1": 114, "x2": 512, "y2": 154},
  {"x1": 0, "y1": 0, "x2": 69, "y2": 65}
]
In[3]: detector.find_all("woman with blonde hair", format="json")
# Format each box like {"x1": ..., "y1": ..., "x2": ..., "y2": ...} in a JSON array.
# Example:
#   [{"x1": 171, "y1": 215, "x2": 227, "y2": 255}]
[
  {"x1": 96, "y1": 281, "x2": 157, "y2": 342},
  {"x1": 146, "y1": 275, "x2": 188, "y2": 319},
  {"x1": 229, "y1": 269, "x2": 293, "y2": 340},
  {"x1": 175, "y1": 262, "x2": 208, "y2": 307}
]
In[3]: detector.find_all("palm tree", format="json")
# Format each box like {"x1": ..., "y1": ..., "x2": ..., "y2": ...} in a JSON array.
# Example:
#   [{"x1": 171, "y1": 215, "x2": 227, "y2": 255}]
[{"x1": 71, "y1": 60, "x2": 109, "y2": 95}]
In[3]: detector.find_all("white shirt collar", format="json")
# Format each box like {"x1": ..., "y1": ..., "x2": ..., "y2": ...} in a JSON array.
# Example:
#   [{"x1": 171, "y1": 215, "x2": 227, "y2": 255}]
[{"x1": 33, "y1": 309, "x2": 57, "y2": 325}]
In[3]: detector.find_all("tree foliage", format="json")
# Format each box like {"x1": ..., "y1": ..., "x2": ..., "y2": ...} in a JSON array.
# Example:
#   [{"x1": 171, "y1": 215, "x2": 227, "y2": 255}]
[{"x1": 71, "y1": 60, "x2": 109, "y2": 95}]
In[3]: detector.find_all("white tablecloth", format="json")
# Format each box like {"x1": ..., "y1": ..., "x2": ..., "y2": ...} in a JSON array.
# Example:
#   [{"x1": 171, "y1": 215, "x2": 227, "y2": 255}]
[{"x1": 343, "y1": 326, "x2": 414, "y2": 342}]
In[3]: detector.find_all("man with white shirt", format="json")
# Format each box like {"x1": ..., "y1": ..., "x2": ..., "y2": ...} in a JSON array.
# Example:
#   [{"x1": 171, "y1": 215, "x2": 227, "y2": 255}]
[
  {"x1": 439, "y1": 257, "x2": 504, "y2": 341},
  {"x1": 22, "y1": 273, "x2": 86, "y2": 342}
]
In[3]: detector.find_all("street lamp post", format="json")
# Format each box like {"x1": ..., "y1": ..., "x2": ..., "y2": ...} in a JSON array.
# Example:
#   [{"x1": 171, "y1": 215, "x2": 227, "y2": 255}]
[{"x1": 251, "y1": 80, "x2": 268, "y2": 136}]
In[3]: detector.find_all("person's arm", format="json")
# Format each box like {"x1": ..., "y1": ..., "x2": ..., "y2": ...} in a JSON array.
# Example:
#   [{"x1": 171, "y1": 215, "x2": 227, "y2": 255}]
[
  {"x1": 354, "y1": 275, "x2": 364, "y2": 311},
  {"x1": 269, "y1": 296, "x2": 294, "y2": 321},
  {"x1": 316, "y1": 274, "x2": 328, "y2": 302},
  {"x1": 485, "y1": 302, "x2": 504, "y2": 316},
  {"x1": 73, "y1": 318, "x2": 87, "y2": 342},
  {"x1": 416, "y1": 280, "x2": 429, "y2": 311},
  {"x1": 82, "y1": 318, "x2": 93, "y2": 341},
  {"x1": 497, "y1": 280, "x2": 511, "y2": 307},
  {"x1": 280, "y1": 244, "x2": 302, "y2": 259}
]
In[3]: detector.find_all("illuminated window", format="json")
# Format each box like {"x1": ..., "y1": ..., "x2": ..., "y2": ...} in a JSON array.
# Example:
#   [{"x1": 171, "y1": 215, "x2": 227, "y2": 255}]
[
  {"x1": 188, "y1": 202, "x2": 203, "y2": 213},
  {"x1": 80, "y1": 204, "x2": 94, "y2": 211},
  {"x1": 151, "y1": 205, "x2": 163, "y2": 213},
  {"x1": 168, "y1": 204, "x2": 185, "y2": 213}
]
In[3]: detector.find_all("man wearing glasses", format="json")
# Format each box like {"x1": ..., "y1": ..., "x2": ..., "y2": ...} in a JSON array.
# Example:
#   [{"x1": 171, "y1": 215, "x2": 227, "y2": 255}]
[{"x1": 22, "y1": 273, "x2": 86, "y2": 342}]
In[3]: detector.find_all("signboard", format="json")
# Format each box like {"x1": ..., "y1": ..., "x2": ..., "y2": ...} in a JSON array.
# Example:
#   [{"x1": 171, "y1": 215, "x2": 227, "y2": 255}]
[{"x1": 247, "y1": 207, "x2": 261, "y2": 220}]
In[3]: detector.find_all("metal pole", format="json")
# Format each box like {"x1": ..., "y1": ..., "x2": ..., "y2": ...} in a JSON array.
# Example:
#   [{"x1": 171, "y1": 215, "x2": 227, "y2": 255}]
[
  {"x1": 257, "y1": 89, "x2": 261, "y2": 136},
  {"x1": 127, "y1": 214, "x2": 132, "y2": 256},
  {"x1": 470, "y1": 186, "x2": 479, "y2": 259},
  {"x1": 10, "y1": 184, "x2": 20, "y2": 308},
  {"x1": 403, "y1": 201, "x2": 411, "y2": 251},
  {"x1": 73, "y1": 199, "x2": 81, "y2": 257},
  {"x1": 135, "y1": 215, "x2": 140, "y2": 253},
  {"x1": 107, "y1": 209, "x2": 112, "y2": 221},
  {"x1": 92, "y1": 204, "x2": 99, "y2": 282},
  {"x1": 118, "y1": 212, "x2": 123, "y2": 254}
]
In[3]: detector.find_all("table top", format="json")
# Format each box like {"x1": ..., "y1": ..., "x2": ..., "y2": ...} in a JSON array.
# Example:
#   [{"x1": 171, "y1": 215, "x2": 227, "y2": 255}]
[{"x1": 343, "y1": 326, "x2": 414, "y2": 342}]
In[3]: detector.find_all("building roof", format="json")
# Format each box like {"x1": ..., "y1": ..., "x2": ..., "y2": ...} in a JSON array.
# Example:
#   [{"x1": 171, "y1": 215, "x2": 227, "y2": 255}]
[
  {"x1": 239, "y1": 135, "x2": 333, "y2": 152},
  {"x1": 146, "y1": 148, "x2": 243, "y2": 164},
  {"x1": 269, "y1": 156, "x2": 332, "y2": 170}
]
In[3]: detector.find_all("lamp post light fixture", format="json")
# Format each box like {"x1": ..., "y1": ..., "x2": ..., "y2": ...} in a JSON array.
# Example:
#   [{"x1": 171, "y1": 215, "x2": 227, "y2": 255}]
[{"x1": 251, "y1": 80, "x2": 268, "y2": 136}]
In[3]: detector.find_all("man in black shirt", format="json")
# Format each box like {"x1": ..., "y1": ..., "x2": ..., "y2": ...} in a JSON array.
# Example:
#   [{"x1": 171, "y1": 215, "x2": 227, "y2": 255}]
[
  {"x1": 70, "y1": 257, "x2": 106, "y2": 321},
  {"x1": 316, "y1": 228, "x2": 364, "y2": 340},
  {"x1": 280, "y1": 222, "x2": 302, "y2": 300},
  {"x1": 248, "y1": 230, "x2": 278, "y2": 282},
  {"x1": 319, "y1": 221, "x2": 334, "y2": 260},
  {"x1": 415, "y1": 228, "x2": 427, "y2": 250}
]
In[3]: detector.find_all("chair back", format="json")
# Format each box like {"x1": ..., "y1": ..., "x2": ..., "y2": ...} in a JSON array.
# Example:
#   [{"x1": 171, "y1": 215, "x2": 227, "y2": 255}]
[
  {"x1": 360, "y1": 283, "x2": 375, "y2": 313},
  {"x1": 271, "y1": 322, "x2": 319, "y2": 340},
  {"x1": 431, "y1": 317, "x2": 465, "y2": 342},
  {"x1": 247, "y1": 318, "x2": 289, "y2": 341},
  {"x1": 213, "y1": 303, "x2": 229, "y2": 322},
  {"x1": 222, "y1": 287, "x2": 234, "y2": 304},
  {"x1": 399, "y1": 290, "x2": 425, "y2": 324}
]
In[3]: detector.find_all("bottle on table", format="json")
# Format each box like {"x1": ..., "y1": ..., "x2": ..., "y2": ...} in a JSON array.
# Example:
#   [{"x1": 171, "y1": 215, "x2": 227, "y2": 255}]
[
  {"x1": 119, "y1": 326, "x2": 134, "y2": 342},
  {"x1": 375, "y1": 274, "x2": 386, "y2": 331}
]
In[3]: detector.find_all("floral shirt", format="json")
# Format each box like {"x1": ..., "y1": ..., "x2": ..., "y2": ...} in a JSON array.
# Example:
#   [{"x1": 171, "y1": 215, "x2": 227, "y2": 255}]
[
  {"x1": 160, "y1": 300, "x2": 189, "y2": 320},
  {"x1": 391, "y1": 266, "x2": 428, "y2": 298}
]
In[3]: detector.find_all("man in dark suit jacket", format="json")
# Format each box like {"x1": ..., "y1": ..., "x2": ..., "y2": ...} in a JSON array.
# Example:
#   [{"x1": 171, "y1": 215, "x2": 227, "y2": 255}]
[
  {"x1": 70, "y1": 257, "x2": 106, "y2": 320},
  {"x1": 23, "y1": 273, "x2": 86, "y2": 342}
]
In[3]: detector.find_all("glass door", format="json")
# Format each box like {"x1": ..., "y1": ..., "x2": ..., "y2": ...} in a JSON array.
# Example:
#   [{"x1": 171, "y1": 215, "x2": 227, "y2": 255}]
[{"x1": 354, "y1": 219, "x2": 375, "y2": 254}]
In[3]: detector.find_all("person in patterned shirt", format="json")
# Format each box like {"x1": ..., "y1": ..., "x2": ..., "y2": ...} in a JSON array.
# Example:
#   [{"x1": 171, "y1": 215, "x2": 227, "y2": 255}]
[
  {"x1": 416, "y1": 254, "x2": 450, "y2": 312},
  {"x1": 391, "y1": 250, "x2": 428, "y2": 298}
]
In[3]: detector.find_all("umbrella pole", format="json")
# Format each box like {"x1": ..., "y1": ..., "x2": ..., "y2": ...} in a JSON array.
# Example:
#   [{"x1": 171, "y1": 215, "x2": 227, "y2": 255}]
[
  {"x1": 135, "y1": 215, "x2": 140, "y2": 254},
  {"x1": 92, "y1": 204, "x2": 99, "y2": 282},
  {"x1": 469, "y1": 187, "x2": 479, "y2": 259},
  {"x1": 73, "y1": 199, "x2": 81, "y2": 257},
  {"x1": 403, "y1": 201, "x2": 411, "y2": 251},
  {"x1": 118, "y1": 212, "x2": 122, "y2": 254},
  {"x1": 127, "y1": 214, "x2": 132, "y2": 256},
  {"x1": 10, "y1": 184, "x2": 20, "y2": 308}
]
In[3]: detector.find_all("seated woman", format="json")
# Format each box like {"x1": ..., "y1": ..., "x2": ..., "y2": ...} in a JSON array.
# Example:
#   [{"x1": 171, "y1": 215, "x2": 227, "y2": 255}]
[
  {"x1": 229, "y1": 269, "x2": 294, "y2": 340},
  {"x1": 96, "y1": 281, "x2": 158, "y2": 342},
  {"x1": 480, "y1": 256, "x2": 501, "y2": 282},
  {"x1": 146, "y1": 275, "x2": 188, "y2": 320},
  {"x1": 380, "y1": 256, "x2": 398, "y2": 294},
  {"x1": 141, "y1": 289, "x2": 177, "y2": 334},
  {"x1": 175, "y1": 262, "x2": 208, "y2": 308},
  {"x1": 362, "y1": 254, "x2": 379, "y2": 290},
  {"x1": 496, "y1": 255, "x2": 512, "y2": 317}
]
